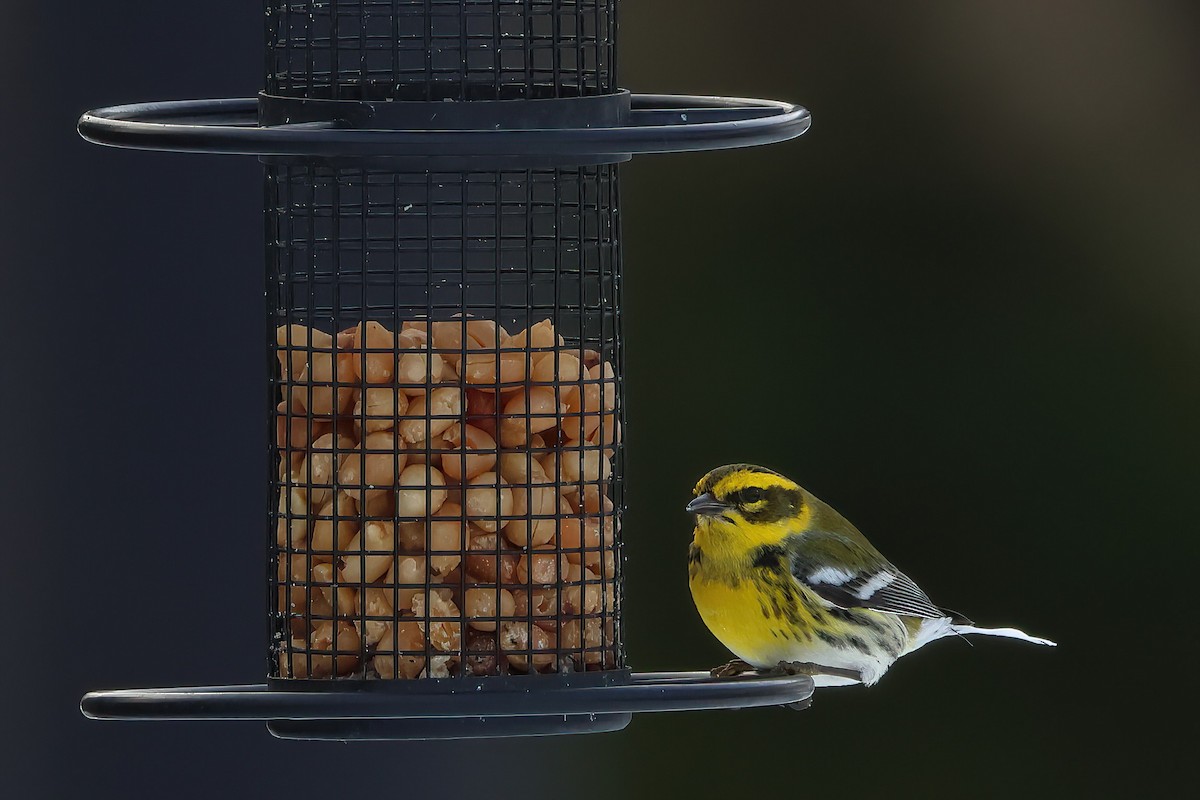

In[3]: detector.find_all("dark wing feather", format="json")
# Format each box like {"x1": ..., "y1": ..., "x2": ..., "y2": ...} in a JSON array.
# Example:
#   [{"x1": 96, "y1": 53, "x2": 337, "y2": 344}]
[{"x1": 785, "y1": 529, "x2": 946, "y2": 620}]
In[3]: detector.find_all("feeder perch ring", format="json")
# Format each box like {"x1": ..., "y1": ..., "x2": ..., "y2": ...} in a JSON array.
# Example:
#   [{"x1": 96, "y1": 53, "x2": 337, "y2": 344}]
[
  {"x1": 81, "y1": 671, "x2": 815, "y2": 741},
  {"x1": 77, "y1": 93, "x2": 810, "y2": 158}
]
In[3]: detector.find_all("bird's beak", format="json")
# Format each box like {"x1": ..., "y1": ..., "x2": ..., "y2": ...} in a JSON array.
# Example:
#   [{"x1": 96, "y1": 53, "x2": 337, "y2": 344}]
[{"x1": 686, "y1": 493, "x2": 728, "y2": 517}]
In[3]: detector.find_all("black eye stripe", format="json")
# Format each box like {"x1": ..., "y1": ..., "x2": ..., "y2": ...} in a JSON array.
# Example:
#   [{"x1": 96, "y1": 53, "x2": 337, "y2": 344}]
[
  {"x1": 729, "y1": 487, "x2": 766, "y2": 506},
  {"x1": 737, "y1": 487, "x2": 804, "y2": 524}
]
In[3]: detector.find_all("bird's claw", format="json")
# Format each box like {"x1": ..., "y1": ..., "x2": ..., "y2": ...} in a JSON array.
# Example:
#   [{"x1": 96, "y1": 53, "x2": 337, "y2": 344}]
[
  {"x1": 710, "y1": 658, "x2": 756, "y2": 678},
  {"x1": 710, "y1": 659, "x2": 862, "y2": 683},
  {"x1": 771, "y1": 660, "x2": 863, "y2": 682}
]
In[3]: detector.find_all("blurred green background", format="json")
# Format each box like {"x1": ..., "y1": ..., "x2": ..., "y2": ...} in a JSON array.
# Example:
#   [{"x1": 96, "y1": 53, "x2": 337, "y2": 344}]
[{"x1": 1, "y1": 2, "x2": 1196, "y2": 798}]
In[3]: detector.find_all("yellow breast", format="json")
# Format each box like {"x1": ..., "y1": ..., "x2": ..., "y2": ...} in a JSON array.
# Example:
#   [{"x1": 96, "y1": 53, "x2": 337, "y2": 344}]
[
  {"x1": 688, "y1": 516, "x2": 831, "y2": 667},
  {"x1": 689, "y1": 569, "x2": 820, "y2": 667}
]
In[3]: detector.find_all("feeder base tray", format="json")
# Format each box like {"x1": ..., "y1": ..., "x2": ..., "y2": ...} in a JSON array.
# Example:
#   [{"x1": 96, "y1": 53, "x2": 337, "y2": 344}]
[{"x1": 81, "y1": 671, "x2": 815, "y2": 741}]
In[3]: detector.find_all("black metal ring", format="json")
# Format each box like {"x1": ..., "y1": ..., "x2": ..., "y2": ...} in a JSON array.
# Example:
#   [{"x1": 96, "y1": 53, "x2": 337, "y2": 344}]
[
  {"x1": 259, "y1": 89, "x2": 633, "y2": 130},
  {"x1": 77, "y1": 94, "x2": 810, "y2": 157},
  {"x1": 80, "y1": 671, "x2": 814, "y2": 721}
]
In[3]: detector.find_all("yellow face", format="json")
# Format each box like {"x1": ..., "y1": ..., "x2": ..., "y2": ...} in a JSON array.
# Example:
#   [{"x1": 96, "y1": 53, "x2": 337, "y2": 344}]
[{"x1": 687, "y1": 464, "x2": 808, "y2": 545}]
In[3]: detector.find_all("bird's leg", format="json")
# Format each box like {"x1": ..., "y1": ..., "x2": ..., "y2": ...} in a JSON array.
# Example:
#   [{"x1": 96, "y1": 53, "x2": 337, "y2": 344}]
[
  {"x1": 710, "y1": 658, "x2": 757, "y2": 678},
  {"x1": 772, "y1": 661, "x2": 864, "y2": 683}
]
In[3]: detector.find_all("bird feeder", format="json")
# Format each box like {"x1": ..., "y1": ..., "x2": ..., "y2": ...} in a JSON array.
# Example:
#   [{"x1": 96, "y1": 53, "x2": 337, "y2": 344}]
[{"x1": 78, "y1": 0, "x2": 814, "y2": 740}]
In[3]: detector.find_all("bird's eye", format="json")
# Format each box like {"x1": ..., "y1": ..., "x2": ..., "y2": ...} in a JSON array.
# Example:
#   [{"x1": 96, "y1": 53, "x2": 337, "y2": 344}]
[{"x1": 741, "y1": 487, "x2": 765, "y2": 504}]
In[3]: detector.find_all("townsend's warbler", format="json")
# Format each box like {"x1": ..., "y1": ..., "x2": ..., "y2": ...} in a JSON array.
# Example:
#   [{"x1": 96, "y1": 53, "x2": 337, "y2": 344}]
[{"x1": 687, "y1": 464, "x2": 1054, "y2": 688}]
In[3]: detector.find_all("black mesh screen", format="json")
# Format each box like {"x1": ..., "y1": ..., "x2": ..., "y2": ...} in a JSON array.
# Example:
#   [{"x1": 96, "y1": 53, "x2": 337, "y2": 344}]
[
  {"x1": 265, "y1": 1, "x2": 619, "y2": 101},
  {"x1": 266, "y1": 165, "x2": 625, "y2": 679}
]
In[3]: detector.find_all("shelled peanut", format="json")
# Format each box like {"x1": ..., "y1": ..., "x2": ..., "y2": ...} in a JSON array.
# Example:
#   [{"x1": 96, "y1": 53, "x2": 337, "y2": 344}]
[{"x1": 273, "y1": 317, "x2": 620, "y2": 679}]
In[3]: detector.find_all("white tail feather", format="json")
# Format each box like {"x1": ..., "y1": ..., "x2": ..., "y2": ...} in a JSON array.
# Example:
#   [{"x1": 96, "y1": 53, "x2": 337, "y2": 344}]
[
  {"x1": 801, "y1": 620, "x2": 1056, "y2": 689},
  {"x1": 811, "y1": 674, "x2": 863, "y2": 688},
  {"x1": 951, "y1": 624, "x2": 1056, "y2": 647}
]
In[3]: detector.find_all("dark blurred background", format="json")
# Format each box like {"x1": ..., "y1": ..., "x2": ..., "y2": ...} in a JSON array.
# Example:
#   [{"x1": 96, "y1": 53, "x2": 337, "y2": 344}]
[{"x1": 2, "y1": 2, "x2": 1196, "y2": 797}]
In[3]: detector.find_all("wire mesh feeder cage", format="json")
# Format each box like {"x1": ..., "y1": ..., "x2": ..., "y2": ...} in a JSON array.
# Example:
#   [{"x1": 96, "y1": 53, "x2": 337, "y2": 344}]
[{"x1": 78, "y1": 1, "x2": 815, "y2": 741}]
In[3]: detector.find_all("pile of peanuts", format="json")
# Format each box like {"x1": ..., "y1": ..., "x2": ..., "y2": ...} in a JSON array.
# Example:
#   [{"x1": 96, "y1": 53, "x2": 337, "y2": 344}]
[{"x1": 273, "y1": 317, "x2": 620, "y2": 679}]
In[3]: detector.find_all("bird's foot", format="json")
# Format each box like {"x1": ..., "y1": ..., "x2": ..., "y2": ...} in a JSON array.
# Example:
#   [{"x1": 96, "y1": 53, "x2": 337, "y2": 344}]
[
  {"x1": 770, "y1": 661, "x2": 864, "y2": 683},
  {"x1": 710, "y1": 658, "x2": 862, "y2": 689},
  {"x1": 710, "y1": 658, "x2": 757, "y2": 678}
]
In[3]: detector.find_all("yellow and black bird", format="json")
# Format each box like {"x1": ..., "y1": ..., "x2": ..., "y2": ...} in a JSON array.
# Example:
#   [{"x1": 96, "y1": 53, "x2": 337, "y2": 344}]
[{"x1": 687, "y1": 464, "x2": 1054, "y2": 687}]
